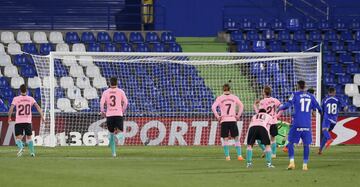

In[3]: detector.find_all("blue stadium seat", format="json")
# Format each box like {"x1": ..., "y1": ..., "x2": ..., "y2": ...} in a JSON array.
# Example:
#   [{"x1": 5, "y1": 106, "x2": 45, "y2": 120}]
[
  {"x1": 256, "y1": 18, "x2": 269, "y2": 30},
  {"x1": 65, "y1": 32, "x2": 80, "y2": 44},
  {"x1": 103, "y1": 43, "x2": 117, "y2": 52},
  {"x1": 262, "y1": 29, "x2": 275, "y2": 40},
  {"x1": 293, "y1": 30, "x2": 306, "y2": 41},
  {"x1": 347, "y1": 41, "x2": 360, "y2": 53},
  {"x1": 338, "y1": 74, "x2": 352, "y2": 84},
  {"x1": 268, "y1": 41, "x2": 283, "y2": 52},
  {"x1": 285, "y1": 41, "x2": 300, "y2": 52},
  {"x1": 250, "y1": 62, "x2": 264, "y2": 75},
  {"x1": 332, "y1": 41, "x2": 346, "y2": 53},
  {"x1": 309, "y1": 31, "x2": 322, "y2": 42},
  {"x1": 161, "y1": 32, "x2": 176, "y2": 43},
  {"x1": 346, "y1": 63, "x2": 360, "y2": 74},
  {"x1": 340, "y1": 31, "x2": 354, "y2": 42},
  {"x1": 39, "y1": 43, "x2": 53, "y2": 55},
  {"x1": 55, "y1": 87, "x2": 65, "y2": 98},
  {"x1": 339, "y1": 53, "x2": 353, "y2": 64},
  {"x1": 335, "y1": 84, "x2": 345, "y2": 95},
  {"x1": 0, "y1": 77, "x2": 10, "y2": 89},
  {"x1": 20, "y1": 65, "x2": 37, "y2": 78},
  {"x1": 223, "y1": 18, "x2": 237, "y2": 31},
  {"x1": 135, "y1": 43, "x2": 150, "y2": 52},
  {"x1": 355, "y1": 31, "x2": 360, "y2": 41},
  {"x1": 324, "y1": 74, "x2": 336, "y2": 87},
  {"x1": 152, "y1": 43, "x2": 165, "y2": 52},
  {"x1": 34, "y1": 88, "x2": 41, "y2": 101},
  {"x1": 253, "y1": 40, "x2": 267, "y2": 52},
  {"x1": 334, "y1": 19, "x2": 346, "y2": 31},
  {"x1": 23, "y1": 43, "x2": 38, "y2": 54},
  {"x1": 348, "y1": 105, "x2": 358, "y2": 112},
  {"x1": 267, "y1": 62, "x2": 280, "y2": 74},
  {"x1": 246, "y1": 30, "x2": 259, "y2": 40},
  {"x1": 236, "y1": 41, "x2": 250, "y2": 52},
  {"x1": 271, "y1": 18, "x2": 284, "y2": 30},
  {"x1": 286, "y1": 18, "x2": 301, "y2": 31},
  {"x1": 14, "y1": 54, "x2": 28, "y2": 66},
  {"x1": 355, "y1": 54, "x2": 360, "y2": 63},
  {"x1": 350, "y1": 18, "x2": 360, "y2": 31},
  {"x1": 278, "y1": 30, "x2": 290, "y2": 41},
  {"x1": 81, "y1": 32, "x2": 96, "y2": 44},
  {"x1": 303, "y1": 19, "x2": 316, "y2": 31},
  {"x1": 318, "y1": 19, "x2": 331, "y2": 31},
  {"x1": 323, "y1": 52, "x2": 337, "y2": 64},
  {"x1": 54, "y1": 59, "x2": 68, "y2": 77},
  {"x1": 97, "y1": 32, "x2": 111, "y2": 43},
  {"x1": 120, "y1": 43, "x2": 133, "y2": 52},
  {"x1": 330, "y1": 64, "x2": 345, "y2": 75},
  {"x1": 300, "y1": 41, "x2": 314, "y2": 52},
  {"x1": 129, "y1": 32, "x2": 144, "y2": 43},
  {"x1": 168, "y1": 43, "x2": 182, "y2": 52},
  {"x1": 239, "y1": 18, "x2": 253, "y2": 31},
  {"x1": 230, "y1": 31, "x2": 243, "y2": 43},
  {"x1": 89, "y1": 99, "x2": 100, "y2": 110},
  {"x1": 324, "y1": 30, "x2": 338, "y2": 42},
  {"x1": 145, "y1": 32, "x2": 160, "y2": 43},
  {"x1": 113, "y1": 32, "x2": 128, "y2": 44},
  {"x1": 1, "y1": 89, "x2": 14, "y2": 100},
  {"x1": 87, "y1": 43, "x2": 101, "y2": 52},
  {"x1": 0, "y1": 100, "x2": 8, "y2": 112}
]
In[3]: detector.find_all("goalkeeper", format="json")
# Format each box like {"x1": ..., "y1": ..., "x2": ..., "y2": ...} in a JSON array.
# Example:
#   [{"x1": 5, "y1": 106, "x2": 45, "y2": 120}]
[{"x1": 275, "y1": 120, "x2": 291, "y2": 147}]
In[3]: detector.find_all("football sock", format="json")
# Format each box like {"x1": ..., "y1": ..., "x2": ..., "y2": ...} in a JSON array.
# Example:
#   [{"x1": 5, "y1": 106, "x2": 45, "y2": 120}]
[
  {"x1": 223, "y1": 141, "x2": 230, "y2": 157},
  {"x1": 303, "y1": 145, "x2": 310, "y2": 164},
  {"x1": 257, "y1": 140, "x2": 265, "y2": 151},
  {"x1": 265, "y1": 147, "x2": 272, "y2": 164},
  {"x1": 109, "y1": 133, "x2": 116, "y2": 156},
  {"x1": 246, "y1": 146, "x2": 253, "y2": 163},
  {"x1": 26, "y1": 139, "x2": 35, "y2": 154},
  {"x1": 288, "y1": 142, "x2": 295, "y2": 160},
  {"x1": 15, "y1": 139, "x2": 23, "y2": 150},
  {"x1": 235, "y1": 141, "x2": 242, "y2": 156},
  {"x1": 271, "y1": 142, "x2": 277, "y2": 155},
  {"x1": 320, "y1": 130, "x2": 330, "y2": 151}
]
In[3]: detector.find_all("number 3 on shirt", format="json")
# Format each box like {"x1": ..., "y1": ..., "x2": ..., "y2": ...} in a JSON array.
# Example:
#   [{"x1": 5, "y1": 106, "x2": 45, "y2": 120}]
[
  {"x1": 300, "y1": 98, "x2": 311, "y2": 112},
  {"x1": 110, "y1": 95, "x2": 116, "y2": 107}
]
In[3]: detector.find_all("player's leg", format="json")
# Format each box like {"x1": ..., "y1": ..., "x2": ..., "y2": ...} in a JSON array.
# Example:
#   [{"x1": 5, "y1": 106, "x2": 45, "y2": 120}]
[
  {"x1": 287, "y1": 127, "x2": 298, "y2": 170},
  {"x1": 230, "y1": 122, "x2": 243, "y2": 161},
  {"x1": 14, "y1": 124, "x2": 24, "y2": 157},
  {"x1": 115, "y1": 116, "x2": 124, "y2": 142},
  {"x1": 221, "y1": 123, "x2": 230, "y2": 160},
  {"x1": 260, "y1": 127, "x2": 274, "y2": 168},
  {"x1": 319, "y1": 128, "x2": 330, "y2": 154},
  {"x1": 302, "y1": 130, "x2": 312, "y2": 171},
  {"x1": 246, "y1": 127, "x2": 256, "y2": 167},
  {"x1": 269, "y1": 124, "x2": 278, "y2": 158},
  {"x1": 325, "y1": 122, "x2": 336, "y2": 148},
  {"x1": 106, "y1": 117, "x2": 117, "y2": 157},
  {"x1": 256, "y1": 140, "x2": 266, "y2": 151},
  {"x1": 24, "y1": 123, "x2": 35, "y2": 157}
]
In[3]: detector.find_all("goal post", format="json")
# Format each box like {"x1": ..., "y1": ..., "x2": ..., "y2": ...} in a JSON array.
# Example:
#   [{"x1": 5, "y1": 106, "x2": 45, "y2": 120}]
[{"x1": 32, "y1": 52, "x2": 322, "y2": 147}]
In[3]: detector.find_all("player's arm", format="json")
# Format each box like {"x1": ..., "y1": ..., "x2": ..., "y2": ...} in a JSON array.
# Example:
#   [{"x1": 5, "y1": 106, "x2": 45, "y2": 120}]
[
  {"x1": 275, "y1": 99, "x2": 283, "y2": 118},
  {"x1": 211, "y1": 98, "x2": 221, "y2": 120},
  {"x1": 236, "y1": 98, "x2": 244, "y2": 120},
  {"x1": 7, "y1": 104, "x2": 15, "y2": 122},
  {"x1": 278, "y1": 94, "x2": 294, "y2": 111},
  {"x1": 34, "y1": 103, "x2": 45, "y2": 122},
  {"x1": 311, "y1": 96, "x2": 322, "y2": 114},
  {"x1": 121, "y1": 90, "x2": 129, "y2": 113},
  {"x1": 100, "y1": 92, "x2": 106, "y2": 117}
]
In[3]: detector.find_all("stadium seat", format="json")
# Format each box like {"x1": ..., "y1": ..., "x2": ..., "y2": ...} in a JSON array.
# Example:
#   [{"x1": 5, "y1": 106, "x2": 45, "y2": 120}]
[
  {"x1": 16, "y1": 31, "x2": 32, "y2": 43},
  {"x1": 120, "y1": 43, "x2": 132, "y2": 52},
  {"x1": 62, "y1": 56, "x2": 77, "y2": 66},
  {"x1": 256, "y1": 18, "x2": 269, "y2": 30},
  {"x1": 28, "y1": 76, "x2": 41, "y2": 89},
  {"x1": 33, "y1": 31, "x2": 48, "y2": 43},
  {"x1": 285, "y1": 41, "x2": 300, "y2": 52},
  {"x1": 345, "y1": 84, "x2": 359, "y2": 96},
  {"x1": 7, "y1": 43, "x2": 22, "y2": 55},
  {"x1": 78, "y1": 56, "x2": 93, "y2": 67},
  {"x1": 81, "y1": 32, "x2": 96, "y2": 44},
  {"x1": 335, "y1": 84, "x2": 345, "y2": 95},
  {"x1": 104, "y1": 43, "x2": 117, "y2": 52},
  {"x1": 69, "y1": 65, "x2": 84, "y2": 77},
  {"x1": 43, "y1": 76, "x2": 58, "y2": 88},
  {"x1": 0, "y1": 100, "x2": 9, "y2": 112},
  {"x1": 324, "y1": 52, "x2": 337, "y2": 64},
  {"x1": 93, "y1": 77, "x2": 107, "y2": 89},
  {"x1": 1, "y1": 89, "x2": 14, "y2": 100},
  {"x1": 23, "y1": 43, "x2": 38, "y2": 54},
  {"x1": 84, "y1": 87, "x2": 98, "y2": 100},
  {"x1": 129, "y1": 32, "x2": 144, "y2": 43},
  {"x1": 293, "y1": 30, "x2": 306, "y2": 41},
  {"x1": 341, "y1": 31, "x2": 354, "y2": 42},
  {"x1": 0, "y1": 77, "x2": 10, "y2": 88},
  {"x1": 57, "y1": 98, "x2": 73, "y2": 112},
  {"x1": 113, "y1": 32, "x2": 128, "y2": 44},
  {"x1": 330, "y1": 64, "x2": 345, "y2": 75},
  {"x1": 135, "y1": 43, "x2": 150, "y2": 52},
  {"x1": 65, "y1": 32, "x2": 80, "y2": 44},
  {"x1": 332, "y1": 41, "x2": 346, "y2": 53},
  {"x1": 39, "y1": 43, "x2": 53, "y2": 55},
  {"x1": 60, "y1": 77, "x2": 74, "y2": 89},
  {"x1": 223, "y1": 18, "x2": 237, "y2": 31},
  {"x1": 253, "y1": 40, "x2": 267, "y2": 52},
  {"x1": 146, "y1": 32, "x2": 160, "y2": 43},
  {"x1": 0, "y1": 54, "x2": 11, "y2": 66},
  {"x1": 271, "y1": 18, "x2": 284, "y2": 30},
  {"x1": 246, "y1": 30, "x2": 259, "y2": 40},
  {"x1": 300, "y1": 41, "x2": 314, "y2": 52},
  {"x1": 4, "y1": 65, "x2": 19, "y2": 77},
  {"x1": 236, "y1": 41, "x2": 250, "y2": 52},
  {"x1": 152, "y1": 43, "x2": 165, "y2": 52},
  {"x1": 87, "y1": 43, "x2": 101, "y2": 52},
  {"x1": 286, "y1": 18, "x2": 301, "y2": 31},
  {"x1": 350, "y1": 18, "x2": 360, "y2": 31},
  {"x1": 324, "y1": 74, "x2": 336, "y2": 87},
  {"x1": 262, "y1": 29, "x2": 275, "y2": 40},
  {"x1": 268, "y1": 41, "x2": 283, "y2": 52},
  {"x1": 309, "y1": 31, "x2": 322, "y2": 42},
  {"x1": 56, "y1": 43, "x2": 70, "y2": 52},
  {"x1": 354, "y1": 74, "x2": 360, "y2": 84},
  {"x1": 338, "y1": 75, "x2": 352, "y2": 85},
  {"x1": 76, "y1": 77, "x2": 91, "y2": 89},
  {"x1": 0, "y1": 43, "x2": 5, "y2": 54},
  {"x1": 73, "y1": 97, "x2": 89, "y2": 110},
  {"x1": 239, "y1": 18, "x2": 253, "y2": 30},
  {"x1": 10, "y1": 77, "x2": 24, "y2": 89},
  {"x1": 72, "y1": 43, "x2": 86, "y2": 52},
  {"x1": 334, "y1": 19, "x2": 346, "y2": 31},
  {"x1": 67, "y1": 86, "x2": 82, "y2": 100},
  {"x1": 161, "y1": 32, "x2": 176, "y2": 43},
  {"x1": 86, "y1": 65, "x2": 100, "y2": 78},
  {"x1": 13, "y1": 54, "x2": 27, "y2": 66},
  {"x1": 168, "y1": 43, "x2": 182, "y2": 52},
  {"x1": 347, "y1": 64, "x2": 360, "y2": 74},
  {"x1": 97, "y1": 32, "x2": 111, "y2": 43},
  {"x1": 347, "y1": 41, "x2": 360, "y2": 52},
  {"x1": 20, "y1": 65, "x2": 37, "y2": 78},
  {"x1": 324, "y1": 30, "x2": 338, "y2": 42},
  {"x1": 353, "y1": 96, "x2": 360, "y2": 107},
  {"x1": 303, "y1": 19, "x2": 316, "y2": 31},
  {"x1": 318, "y1": 19, "x2": 331, "y2": 31},
  {"x1": 339, "y1": 53, "x2": 354, "y2": 64},
  {"x1": 49, "y1": 31, "x2": 64, "y2": 43},
  {"x1": 230, "y1": 31, "x2": 243, "y2": 43},
  {"x1": 1, "y1": 31, "x2": 15, "y2": 43},
  {"x1": 278, "y1": 30, "x2": 290, "y2": 41}
]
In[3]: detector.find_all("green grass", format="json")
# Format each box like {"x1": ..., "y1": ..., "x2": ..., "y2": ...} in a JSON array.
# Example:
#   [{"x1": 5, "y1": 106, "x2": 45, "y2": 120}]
[{"x1": 1, "y1": 146, "x2": 360, "y2": 187}]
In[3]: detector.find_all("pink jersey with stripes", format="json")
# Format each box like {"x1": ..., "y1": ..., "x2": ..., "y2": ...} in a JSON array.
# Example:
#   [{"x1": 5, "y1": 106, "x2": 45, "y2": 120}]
[
  {"x1": 254, "y1": 97, "x2": 281, "y2": 124},
  {"x1": 249, "y1": 113, "x2": 273, "y2": 131},
  {"x1": 11, "y1": 95, "x2": 36, "y2": 124},
  {"x1": 100, "y1": 88, "x2": 128, "y2": 117},
  {"x1": 212, "y1": 94, "x2": 244, "y2": 123}
]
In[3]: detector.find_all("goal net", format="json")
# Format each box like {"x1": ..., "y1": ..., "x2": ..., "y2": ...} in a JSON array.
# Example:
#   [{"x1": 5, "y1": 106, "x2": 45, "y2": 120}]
[{"x1": 31, "y1": 52, "x2": 322, "y2": 147}]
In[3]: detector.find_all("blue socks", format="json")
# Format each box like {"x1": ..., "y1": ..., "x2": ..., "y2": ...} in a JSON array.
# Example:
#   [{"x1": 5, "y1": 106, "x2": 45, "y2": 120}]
[
  {"x1": 15, "y1": 139, "x2": 23, "y2": 150},
  {"x1": 109, "y1": 133, "x2": 116, "y2": 156},
  {"x1": 288, "y1": 142, "x2": 295, "y2": 160},
  {"x1": 27, "y1": 140, "x2": 35, "y2": 155},
  {"x1": 271, "y1": 142, "x2": 277, "y2": 155},
  {"x1": 265, "y1": 150, "x2": 272, "y2": 164},
  {"x1": 257, "y1": 140, "x2": 265, "y2": 151},
  {"x1": 235, "y1": 141, "x2": 242, "y2": 156},
  {"x1": 246, "y1": 147, "x2": 253, "y2": 163},
  {"x1": 320, "y1": 130, "x2": 331, "y2": 151},
  {"x1": 304, "y1": 145, "x2": 310, "y2": 164},
  {"x1": 223, "y1": 141, "x2": 230, "y2": 157}
]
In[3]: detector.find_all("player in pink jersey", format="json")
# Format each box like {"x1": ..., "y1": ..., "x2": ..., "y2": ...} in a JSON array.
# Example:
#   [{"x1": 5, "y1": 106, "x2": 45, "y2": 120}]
[
  {"x1": 246, "y1": 108, "x2": 274, "y2": 168},
  {"x1": 212, "y1": 84, "x2": 244, "y2": 161},
  {"x1": 253, "y1": 86, "x2": 282, "y2": 158},
  {"x1": 100, "y1": 77, "x2": 128, "y2": 157},
  {"x1": 8, "y1": 84, "x2": 44, "y2": 157}
]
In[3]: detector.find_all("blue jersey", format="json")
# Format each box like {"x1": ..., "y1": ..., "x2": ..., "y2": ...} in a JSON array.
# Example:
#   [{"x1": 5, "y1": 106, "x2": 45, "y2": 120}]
[
  {"x1": 322, "y1": 96, "x2": 345, "y2": 123},
  {"x1": 279, "y1": 91, "x2": 322, "y2": 128}
]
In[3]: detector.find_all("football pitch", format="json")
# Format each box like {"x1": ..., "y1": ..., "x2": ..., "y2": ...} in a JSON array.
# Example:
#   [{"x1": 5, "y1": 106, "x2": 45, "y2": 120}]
[{"x1": 0, "y1": 146, "x2": 360, "y2": 187}]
